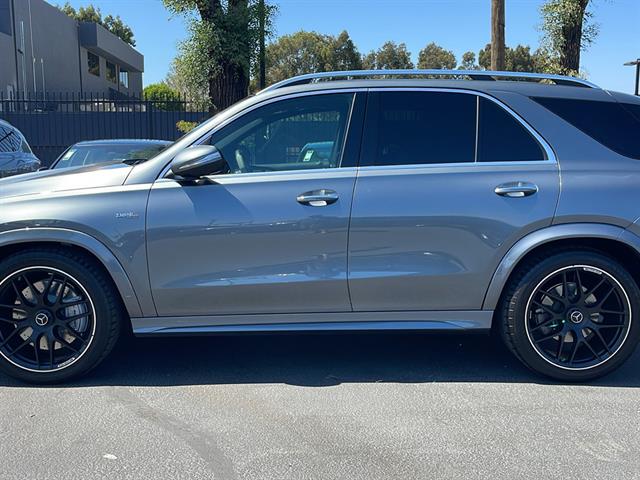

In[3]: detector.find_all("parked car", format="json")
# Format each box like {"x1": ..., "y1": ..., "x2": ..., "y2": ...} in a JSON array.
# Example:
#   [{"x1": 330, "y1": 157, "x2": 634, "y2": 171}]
[
  {"x1": 50, "y1": 139, "x2": 171, "y2": 170},
  {"x1": 0, "y1": 119, "x2": 40, "y2": 178},
  {"x1": 1, "y1": 69, "x2": 640, "y2": 384}
]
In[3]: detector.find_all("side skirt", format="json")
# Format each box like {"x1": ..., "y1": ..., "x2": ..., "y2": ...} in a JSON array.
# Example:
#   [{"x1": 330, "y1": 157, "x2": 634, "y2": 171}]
[{"x1": 132, "y1": 310, "x2": 494, "y2": 336}]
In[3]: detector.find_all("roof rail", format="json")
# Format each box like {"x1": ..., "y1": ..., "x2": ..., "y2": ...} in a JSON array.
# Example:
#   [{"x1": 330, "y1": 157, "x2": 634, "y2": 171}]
[{"x1": 261, "y1": 69, "x2": 599, "y2": 93}]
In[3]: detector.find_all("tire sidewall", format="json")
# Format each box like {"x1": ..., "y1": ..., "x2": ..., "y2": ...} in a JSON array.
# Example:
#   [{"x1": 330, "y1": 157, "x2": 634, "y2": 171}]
[
  {"x1": 0, "y1": 250, "x2": 115, "y2": 384},
  {"x1": 507, "y1": 251, "x2": 640, "y2": 382}
]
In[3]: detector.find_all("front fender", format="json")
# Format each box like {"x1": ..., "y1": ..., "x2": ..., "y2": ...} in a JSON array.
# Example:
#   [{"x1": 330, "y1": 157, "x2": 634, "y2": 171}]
[
  {"x1": 482, "y1": 223, "x2": 640, "y2": 310},
  {"x1": 0, "y1": 227, "x2": 142, "y2": 317}
]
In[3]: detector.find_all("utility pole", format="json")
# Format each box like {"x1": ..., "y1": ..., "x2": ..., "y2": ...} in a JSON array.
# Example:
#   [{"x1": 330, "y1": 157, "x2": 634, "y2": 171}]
[
  {"x1": 491, "y1": 0, "x2": 505, "y2": 71},
  {"x1": 624, "y1": 59, "x2": 640, "y2": 96},
  {"x1": 258, "y1": 0, "x2": 266, "y2": 90}
]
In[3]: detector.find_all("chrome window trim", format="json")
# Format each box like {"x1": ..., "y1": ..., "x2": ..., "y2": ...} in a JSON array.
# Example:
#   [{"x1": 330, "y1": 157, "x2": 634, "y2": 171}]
[
  {"x1": 159, "y1": 89, "x2": 366, "y2": 178},
  {"x1": 366, "y1": 86, "x2": 557, "y2": 166}
]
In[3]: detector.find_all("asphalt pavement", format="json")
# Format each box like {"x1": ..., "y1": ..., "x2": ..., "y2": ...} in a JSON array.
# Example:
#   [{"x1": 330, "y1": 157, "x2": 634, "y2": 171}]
[{"x1": 1, "y1": 331, "x2": 639, "y2": 479}]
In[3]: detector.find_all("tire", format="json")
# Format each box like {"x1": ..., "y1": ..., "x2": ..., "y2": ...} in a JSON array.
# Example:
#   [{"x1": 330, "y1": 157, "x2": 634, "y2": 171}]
[
  {"x1": 499, "y1": 249, "x2": 640, "y2": 381},
  {"x1": 0, "y1": 248, "x2": 123, "y2": 384}
]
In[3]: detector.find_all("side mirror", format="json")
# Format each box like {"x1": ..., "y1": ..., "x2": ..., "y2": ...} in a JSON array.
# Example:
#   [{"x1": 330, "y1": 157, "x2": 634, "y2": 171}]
[{"x1": 170, "y1": 145, "x2": 229, "y2": 179}]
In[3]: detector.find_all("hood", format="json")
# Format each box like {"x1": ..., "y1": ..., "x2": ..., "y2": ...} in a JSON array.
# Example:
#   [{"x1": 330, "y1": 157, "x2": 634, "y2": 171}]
[{"x1": 0, "y1": 162, "x2": 133, "y2": 201}]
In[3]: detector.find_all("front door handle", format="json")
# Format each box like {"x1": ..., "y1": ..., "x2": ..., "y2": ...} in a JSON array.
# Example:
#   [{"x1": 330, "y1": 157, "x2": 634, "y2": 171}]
[
  {"x1": 297, "y1": 189, "x2": 339, "y2": 207},
  {"x1": 494, "y1": 182, "x2": 538, "y2": 198}
]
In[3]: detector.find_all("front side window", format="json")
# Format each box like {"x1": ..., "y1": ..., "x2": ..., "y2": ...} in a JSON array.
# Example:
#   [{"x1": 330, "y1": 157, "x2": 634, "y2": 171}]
[
  {"x1": 363, "y1": 91, "x2": 546, "y2": 167},
  {"x1": 532, "y1": 97, "x2": 640, "y2": 160},
  {"x1": 106, "y1": 61, "x2": 117, "y2": 84},
  {"x1": 88, "y1": 52, "x2": 100, "y2": 77},
  {"x1": 208, "y1": 93, "x2": 354, "y2": 174}
]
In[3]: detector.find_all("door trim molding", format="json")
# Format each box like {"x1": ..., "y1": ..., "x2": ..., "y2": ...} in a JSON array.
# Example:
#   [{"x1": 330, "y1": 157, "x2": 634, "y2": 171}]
[{"x1": 132, "y1": 310, "x2": 493, "y2": 335}]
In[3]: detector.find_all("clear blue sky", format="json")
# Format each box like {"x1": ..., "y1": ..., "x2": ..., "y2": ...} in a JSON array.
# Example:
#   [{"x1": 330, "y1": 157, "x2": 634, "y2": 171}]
[{"x1": 61, "y1": 0, "x2": 639, "y2": 93}]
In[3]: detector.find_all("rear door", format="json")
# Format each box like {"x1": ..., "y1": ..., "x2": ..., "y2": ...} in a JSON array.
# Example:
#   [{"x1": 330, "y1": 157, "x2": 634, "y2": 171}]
[{"x1": 348, "y1": 88, "x2": 560, "y2": 311}]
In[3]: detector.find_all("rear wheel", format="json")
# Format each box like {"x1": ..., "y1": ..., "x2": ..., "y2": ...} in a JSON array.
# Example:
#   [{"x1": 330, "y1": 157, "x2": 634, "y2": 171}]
[
  {"x1": 500, "y1": 250, "x2": 640, "y2": 381},
  {"x1": 0, "y1": 248, "x2": 123, "y2": 383}
]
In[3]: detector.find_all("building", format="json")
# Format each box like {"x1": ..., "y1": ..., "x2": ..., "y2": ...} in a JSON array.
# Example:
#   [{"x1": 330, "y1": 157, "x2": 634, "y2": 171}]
[{"x1": 0, "y1": 0, "x2": 144, "y2": 98}]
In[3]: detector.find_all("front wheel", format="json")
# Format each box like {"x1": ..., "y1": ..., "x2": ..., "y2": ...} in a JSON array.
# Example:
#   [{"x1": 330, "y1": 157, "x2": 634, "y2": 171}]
[
  {"x1": 0, "y1": 248, "x2": 123, "y2": 383},
  {"x1": 499, "y1": 250, "x2": 640, "y2": 381}
]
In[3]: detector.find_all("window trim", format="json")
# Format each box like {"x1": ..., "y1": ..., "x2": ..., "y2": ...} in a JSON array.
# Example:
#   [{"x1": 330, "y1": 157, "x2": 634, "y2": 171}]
[
  {"x1": 159, "y1": 89, "x2": 368, "y2": 179},
  {"x1": 361, "y1": 87, "x2": 556, "y2": 169}
]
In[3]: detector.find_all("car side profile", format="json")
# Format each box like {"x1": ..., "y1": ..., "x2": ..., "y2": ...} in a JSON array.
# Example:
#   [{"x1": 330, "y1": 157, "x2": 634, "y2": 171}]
[
  {"x1": 1, "y1": 69, "x2": 640, "y2": 384},
  {"x1": 0, "y1": 119, "x2": 40, "y2": 178}
]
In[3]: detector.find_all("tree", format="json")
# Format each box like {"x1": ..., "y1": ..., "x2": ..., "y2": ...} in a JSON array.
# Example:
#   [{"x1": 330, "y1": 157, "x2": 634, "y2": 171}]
[
  {"x1": 417, "y1": 43, "x2": 456, "y2": 70},
  {"x1": 143, "y1": 83, "x2": 184, "y2": 111},
  {"x1": 58, "y1": 3, "x2": 136, "y2": 46},
  {"x1": 163, "y1": 0, "x2": 276, "y2": 113},
  {"x1": 478, "y1": 43, "x2": 550, "y2": 72},
  {"x1": 459, "y1": 51, "x2": 479, "y2": 70},
  {"x1": 491, "y1": 0, "x2": 506, "y2": 70},
  {"x1": 540, "y1": 0, "x2": 598, "y2": 73},
  {"x1": 362, "y1": 41, "x2": 414, "y2": 70},
  {"x1": 265, "y1": 30, "x2": 361, "y2": 84},
  {"x1": 328, "y1": 31, "x2": 362, "y2": 71}
]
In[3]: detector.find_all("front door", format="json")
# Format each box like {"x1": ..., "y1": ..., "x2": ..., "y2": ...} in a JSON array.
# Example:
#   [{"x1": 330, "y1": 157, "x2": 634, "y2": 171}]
[
  {"x1": 146, "y1": 92, "x2": 364, "y2": 316},
  {"x1": 348, "y1": 89, "x2": 560, "y2": 311}
]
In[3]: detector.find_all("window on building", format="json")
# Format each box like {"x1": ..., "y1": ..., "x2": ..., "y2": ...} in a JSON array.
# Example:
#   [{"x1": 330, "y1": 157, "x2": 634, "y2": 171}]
[
  {"x1": 533, "y1": 97, "x2": 640, "y2": 160},
  {"x1": 106, "y1": 61, "x2": 117, "y2": 84},
  {"x1": 119, "y1": 69, "x2": 129, "y2": 89},
  {"x1": 0, "y1": 0, "x2": 12, "y2": 36},
  {"x1": 88, "y1": 52, "x2": 100, "y2": 77}
]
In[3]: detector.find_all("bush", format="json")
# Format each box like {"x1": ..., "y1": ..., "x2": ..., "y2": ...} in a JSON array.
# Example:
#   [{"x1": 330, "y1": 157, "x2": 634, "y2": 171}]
[{"x1": 143, "y1": 83, "x2": 184, "y2": 111}]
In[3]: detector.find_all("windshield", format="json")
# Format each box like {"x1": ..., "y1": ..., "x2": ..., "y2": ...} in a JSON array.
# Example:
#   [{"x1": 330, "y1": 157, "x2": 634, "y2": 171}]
[{"x1": 53, "y1": 143, "x2": 168, "y2": 169}]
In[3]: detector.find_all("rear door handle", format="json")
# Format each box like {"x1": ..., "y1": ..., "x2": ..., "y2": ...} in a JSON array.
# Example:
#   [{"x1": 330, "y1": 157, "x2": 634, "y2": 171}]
[
  {"x1": 494, "y1": 182, "x2": 538, "y2": 198},
  {"x1": 297, "y1": 189, "x2": 339, "y2": 207}
]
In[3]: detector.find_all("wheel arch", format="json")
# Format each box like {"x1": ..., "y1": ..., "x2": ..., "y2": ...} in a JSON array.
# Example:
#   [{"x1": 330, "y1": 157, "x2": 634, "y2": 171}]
[
  {"x1": 483, "y1": 223, "x2": 640, "y2": 311},
  {"x1": 0, "y1": 227, "x2": 142, "y2": 318}
]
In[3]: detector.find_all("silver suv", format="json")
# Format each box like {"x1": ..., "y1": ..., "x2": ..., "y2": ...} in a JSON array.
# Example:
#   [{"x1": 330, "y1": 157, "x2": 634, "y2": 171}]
[{"x1": 1, "y1": 70, "x2": 640, "y2": 383}]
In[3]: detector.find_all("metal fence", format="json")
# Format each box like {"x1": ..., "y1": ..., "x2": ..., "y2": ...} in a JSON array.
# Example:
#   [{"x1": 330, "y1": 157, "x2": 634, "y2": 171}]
[{"x1": 0, "y1": 92, "x2": 210, "y2": 166}]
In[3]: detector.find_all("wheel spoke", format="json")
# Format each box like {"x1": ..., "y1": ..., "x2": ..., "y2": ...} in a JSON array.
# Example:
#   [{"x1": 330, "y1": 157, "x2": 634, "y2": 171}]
[
  {"x1": 534, "y1": 331, "x2": 560, "y2": 344},
  {"x1": 575, "y1": 270, "x2": 583, "y2": 300},
  {"x1": 584, "y1": 278, "x2": 606, "y2": 300},
  {"x1": 569, "y1": 338, "x2": 581, "y2": 364},
  {"x1": 531, "y1": 300, "x2": 558, "y2": 316},
  {"x1": 0, "y1": 317, "x2": 19, "y2": 325},
  {"x1": 582, "y1": 333, "x2": 602, "y2": 360},
  {"x1": 529, "y1": 316, "x2": 560, "y2": 333},
  {"x1": 0, "y1": 327, "x2": 23, "y2": 348},
  {"x1": 541, "y1": 289, "x2": 565, "y2": 303},
  {"x1": 52, "y1": 279, "x2": 68, "y2": 306},
  {"x1": 64, "y1": 312, "x2": 92, "y2": 323},
  {"x1": 595, "y1": 285, "x2": 616, "y2": 308},
  {"x1": 64, "y1": 327, "x2": 87, "y2": 345},
  {"x1": 10, "y1": 336, "x2": 33, "y2": 356},
  {"x1": 11, "y1": 280, "x2": 32, "y2": 307},
  {"x1": 592, "y1": 328, "x2": 613, "y2": 354},
  {"x1": 556, "y1": 332, "x2": 566, "y2": 359}
]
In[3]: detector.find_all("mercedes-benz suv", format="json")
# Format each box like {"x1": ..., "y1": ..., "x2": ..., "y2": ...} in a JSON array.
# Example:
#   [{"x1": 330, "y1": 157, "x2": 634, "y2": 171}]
[{"x1": 1, "y1": 69, "x2": 640, "y2": 383}]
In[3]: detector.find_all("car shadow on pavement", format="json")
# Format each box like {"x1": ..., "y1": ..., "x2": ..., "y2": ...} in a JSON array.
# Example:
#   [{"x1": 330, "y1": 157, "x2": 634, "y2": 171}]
[{"x1": 1, "y1": 331, "x2": 639, "y2": 388}]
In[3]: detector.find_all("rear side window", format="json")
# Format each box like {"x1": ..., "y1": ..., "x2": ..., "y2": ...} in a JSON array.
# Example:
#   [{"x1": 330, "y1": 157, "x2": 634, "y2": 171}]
[
  {"x1": 532, "y1": 97, "x2": 640, "y2": 160},
  {"x1": 478, "y1": 97, "x2": 546, "y2": 162},
  {"x1": 363, "y1": 91, "x2": 546, "y2": 167},
  {"x1": 365, "y1": 91, "x2": 476, "y2": 165}
]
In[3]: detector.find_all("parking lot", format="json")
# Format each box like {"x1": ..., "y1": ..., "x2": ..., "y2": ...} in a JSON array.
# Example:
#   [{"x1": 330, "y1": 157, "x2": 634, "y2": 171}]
[{"x1": 1, "y1": 331, "x2": 639, "y2": 480}]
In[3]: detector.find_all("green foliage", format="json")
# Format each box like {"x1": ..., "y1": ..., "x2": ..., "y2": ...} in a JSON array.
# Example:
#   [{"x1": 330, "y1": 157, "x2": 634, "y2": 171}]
[
  {"x1": 58, "y1": 2, "x2": 136, "y2": 46},
  {"x1": 143, "y1": 83, "x2": 184, "y2": 111},
  {"x1": 459, "y1": 51, "x2": 479, "y2": 70},
  {"x1": 417, "y1": 43, "x2": 456, "y2": 70},
  {"x1": 539, "y1": 0, "x2": 598, "y2": 73},
  {"x1": 265, "y1": 30, "x2": 361, "y2": 84},
  {"x1": 478, "y1": 43, "x2": 552, "y2": 72},
  {"x1": 362, "y1": 41, "x2": 414, "y2": 70},
  {"x1": 176, "y1": 120, "x2": 199, "y2": 134},
  {"x1": 164, "y1": 0, "x2": 277, "y2": 111}
]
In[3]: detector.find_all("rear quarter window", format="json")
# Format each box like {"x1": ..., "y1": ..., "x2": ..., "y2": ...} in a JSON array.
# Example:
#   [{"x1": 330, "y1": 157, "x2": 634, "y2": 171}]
[{"x1": 532, "y1": 97, "x2": 640, "y2": 160}]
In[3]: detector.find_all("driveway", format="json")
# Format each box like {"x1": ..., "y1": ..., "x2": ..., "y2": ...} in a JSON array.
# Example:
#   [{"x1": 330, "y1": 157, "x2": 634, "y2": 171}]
[{"x1": 1, "y1": 332, "x2": 639, "y2": 479}]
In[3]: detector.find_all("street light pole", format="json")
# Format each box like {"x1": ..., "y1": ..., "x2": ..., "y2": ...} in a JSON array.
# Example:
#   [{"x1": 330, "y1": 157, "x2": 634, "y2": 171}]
[{"x1": 624, "y1": 59, "x2": 640, "y2": 96}]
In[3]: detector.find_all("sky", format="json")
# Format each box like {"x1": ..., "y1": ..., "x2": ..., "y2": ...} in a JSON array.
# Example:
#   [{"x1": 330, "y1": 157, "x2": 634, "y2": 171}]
[{"x1": 61, "y1": 0, "x2": 640, "y2": 94}]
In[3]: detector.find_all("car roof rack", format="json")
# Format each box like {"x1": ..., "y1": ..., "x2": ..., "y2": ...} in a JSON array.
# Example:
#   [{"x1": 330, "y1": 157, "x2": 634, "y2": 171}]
[{"x1": 261, "y1": 69, "x2": 599, "y2": 93}]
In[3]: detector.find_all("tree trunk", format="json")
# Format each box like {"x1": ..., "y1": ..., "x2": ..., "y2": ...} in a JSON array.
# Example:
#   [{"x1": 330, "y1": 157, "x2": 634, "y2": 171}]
[
  {"x1": 491, "y1": 0, "x2": 505, "y2": 71},
  {"x1": 559, "y1": 0, "x2": 589, "y2": 73},
  {"x1": 209, "y1": 61, "x2": 249, "y2": 115}
]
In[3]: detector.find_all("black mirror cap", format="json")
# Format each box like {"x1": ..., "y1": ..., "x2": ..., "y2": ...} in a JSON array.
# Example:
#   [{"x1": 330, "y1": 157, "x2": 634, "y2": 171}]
[{"x1": 170, "y1": 145, "x2": 230, "y2": 179}]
